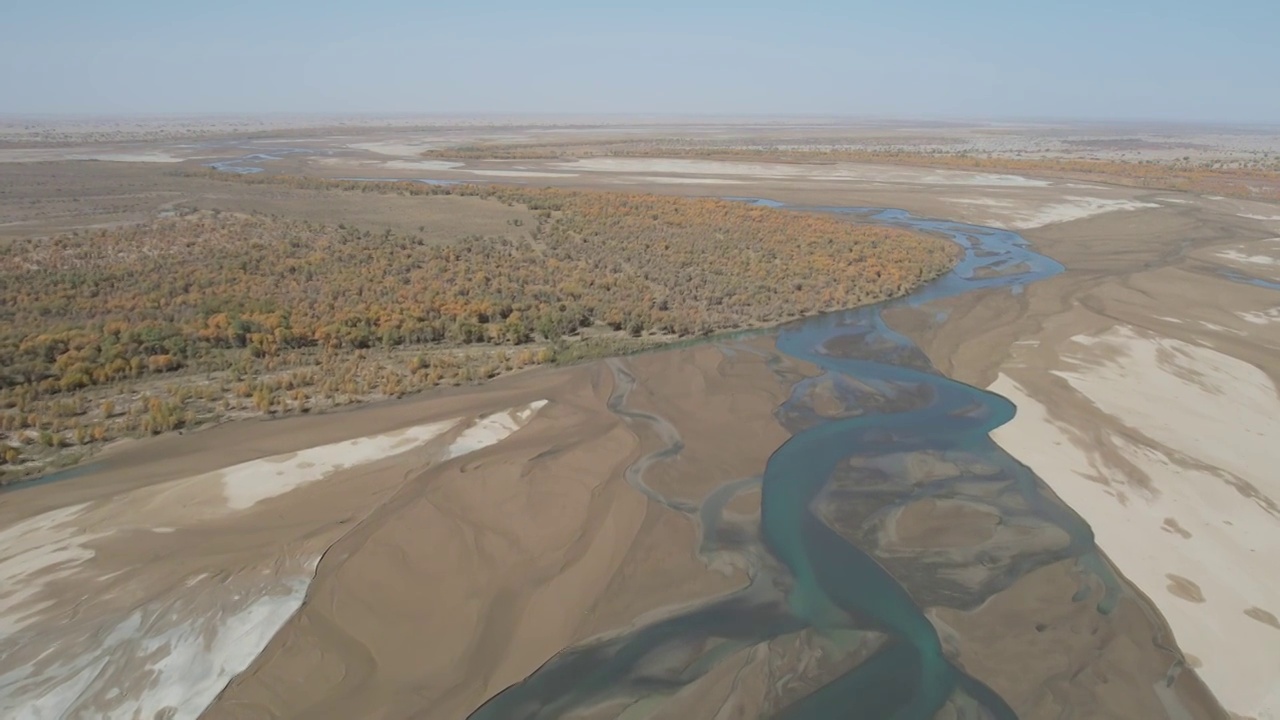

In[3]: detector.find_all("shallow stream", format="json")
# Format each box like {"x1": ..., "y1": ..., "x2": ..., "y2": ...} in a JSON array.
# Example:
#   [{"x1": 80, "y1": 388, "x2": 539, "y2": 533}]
[{"x1": 463, "y1": 205, "x2": 1120, "y2": 719}]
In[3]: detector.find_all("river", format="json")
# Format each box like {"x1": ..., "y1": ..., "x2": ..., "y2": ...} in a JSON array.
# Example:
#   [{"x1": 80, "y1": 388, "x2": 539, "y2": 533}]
[{"x1": 467, "y1": 205, "x2": 1119, "y2": 719}]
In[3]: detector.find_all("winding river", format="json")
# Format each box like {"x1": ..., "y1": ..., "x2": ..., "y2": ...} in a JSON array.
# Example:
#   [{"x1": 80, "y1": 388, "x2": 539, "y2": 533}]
[{"x1": 468, "y1": 206, "x2": 1123, "y2": 719}]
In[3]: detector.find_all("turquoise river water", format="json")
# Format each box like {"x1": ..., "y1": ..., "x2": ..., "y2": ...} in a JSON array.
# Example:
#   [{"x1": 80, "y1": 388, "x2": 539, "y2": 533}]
[{"x1": 466, "y1": 205, "x2": 1119, "y2": 720}]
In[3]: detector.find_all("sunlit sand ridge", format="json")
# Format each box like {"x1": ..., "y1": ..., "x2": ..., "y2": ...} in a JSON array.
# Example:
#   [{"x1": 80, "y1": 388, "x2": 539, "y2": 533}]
[
  {"x1": 992, "y1": 326, "x2": 1280, "y2": 719},
  {"x1": 945, "y1": 196, "x2": 1159, "y2": 228},
  {"x1": 0, "y1": 401, "x2": 547, "y2": 720}
]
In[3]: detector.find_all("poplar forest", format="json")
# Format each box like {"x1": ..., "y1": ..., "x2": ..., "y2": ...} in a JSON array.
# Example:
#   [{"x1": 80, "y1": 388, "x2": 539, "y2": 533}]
[{"x1": 0, "y1": 177, "x2": 956, "y2": 482}]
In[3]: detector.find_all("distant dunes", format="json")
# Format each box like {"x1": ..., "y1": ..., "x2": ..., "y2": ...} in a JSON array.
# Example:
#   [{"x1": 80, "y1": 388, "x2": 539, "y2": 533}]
[{"x1": 422, "y1": 142, "x2": 1280, "y2": 202}]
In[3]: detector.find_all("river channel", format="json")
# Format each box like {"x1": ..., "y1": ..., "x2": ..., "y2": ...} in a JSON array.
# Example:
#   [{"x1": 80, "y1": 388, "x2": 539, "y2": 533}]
[{"x1": 466, "y1": 206, "x2": 1125, "y2": 719}]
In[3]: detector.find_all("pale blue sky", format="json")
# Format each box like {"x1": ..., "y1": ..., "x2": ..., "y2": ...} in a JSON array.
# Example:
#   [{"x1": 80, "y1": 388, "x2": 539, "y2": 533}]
[{"x1": 2, "y1": 0, "x2": 1277, "y2": 122}]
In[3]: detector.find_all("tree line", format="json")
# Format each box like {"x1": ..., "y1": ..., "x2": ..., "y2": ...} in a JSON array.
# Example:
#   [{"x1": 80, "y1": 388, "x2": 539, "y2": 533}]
[{"x1": 1, "y1": 177, "x2": 956, "y2": 478}]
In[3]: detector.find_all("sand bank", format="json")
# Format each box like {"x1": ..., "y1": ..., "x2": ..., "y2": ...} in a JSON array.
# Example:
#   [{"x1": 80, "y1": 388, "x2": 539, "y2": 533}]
[
  {"x1": 0, "y1": 148, "x2": 186, "y2": 163},
  {"x1": 990, "y1": 324, "x2": 1280, "y2": 719},
  {"x1": 0, "y1": 402, "x2": 547, "y2": 719},
  {"x1": 203, "y1": 341, "x2": 792, "y2": 719},
  {"x1": 549, "y1": 157, "x2": 1054, "y2": 187},
  {"x1": 465, "y1": 169, "x2": 580, "y2": 178},
  {"x1": 615, "y1": 174, "x2": 750, "y2": 185},
  {"x1": 1217, "y1": 247, "x2": 1280, "y2": 267},
  {"x1": 946, "y1": 196, "x2": 1159, "y2": 229}
]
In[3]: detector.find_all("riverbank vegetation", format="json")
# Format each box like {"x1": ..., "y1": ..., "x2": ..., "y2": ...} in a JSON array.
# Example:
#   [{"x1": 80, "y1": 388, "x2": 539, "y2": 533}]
[{"x1": 0, "y1": 177, "x2": 956, "y2": 483}]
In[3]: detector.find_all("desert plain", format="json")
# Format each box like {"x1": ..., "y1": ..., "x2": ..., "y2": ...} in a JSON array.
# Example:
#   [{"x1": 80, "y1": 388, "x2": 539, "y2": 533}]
[{"x1": 1, "y1": 117, "x2": 1278, "y2": 719}]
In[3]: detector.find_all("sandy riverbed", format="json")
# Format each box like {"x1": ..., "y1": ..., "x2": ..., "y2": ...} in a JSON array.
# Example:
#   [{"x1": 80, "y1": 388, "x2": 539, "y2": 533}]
[
  {"x1": 889, "y1": 198, "x2": 1280, "y2": 719},
  {"x1": 0, "y1": 401, "x2": 548, "y2": 719}
]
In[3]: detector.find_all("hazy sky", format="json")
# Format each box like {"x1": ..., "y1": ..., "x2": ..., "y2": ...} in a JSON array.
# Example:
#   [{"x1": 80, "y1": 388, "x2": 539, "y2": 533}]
[{"x1": 3, "y1": 0, "x2": 1277, "y2": 122}]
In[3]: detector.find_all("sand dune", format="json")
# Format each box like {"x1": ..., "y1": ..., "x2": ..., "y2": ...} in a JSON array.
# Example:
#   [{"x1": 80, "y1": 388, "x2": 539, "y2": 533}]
[{"x1": 0, "y1": 403, "x2": 547, "y2": 720}]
